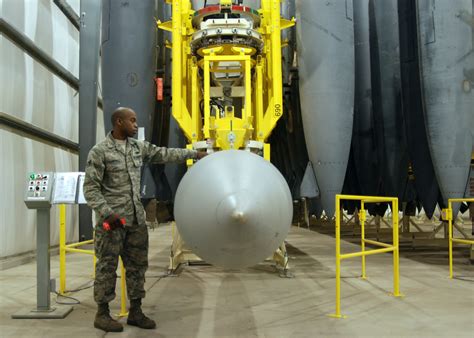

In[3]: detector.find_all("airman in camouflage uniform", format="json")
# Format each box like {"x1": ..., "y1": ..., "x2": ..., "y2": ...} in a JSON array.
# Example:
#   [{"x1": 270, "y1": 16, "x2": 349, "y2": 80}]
[{"x1": 84, "y1": 107, "x2": 205, "y2": 332}]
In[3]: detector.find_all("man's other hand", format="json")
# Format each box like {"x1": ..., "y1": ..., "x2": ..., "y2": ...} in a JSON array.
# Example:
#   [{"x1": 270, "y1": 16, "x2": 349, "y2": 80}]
[
  {"x1": 103, "y1": 214, "x2": 125, "y2": 231},
  {"x1": 105, "y1": 213, "x2": 121, "y2": 225}
]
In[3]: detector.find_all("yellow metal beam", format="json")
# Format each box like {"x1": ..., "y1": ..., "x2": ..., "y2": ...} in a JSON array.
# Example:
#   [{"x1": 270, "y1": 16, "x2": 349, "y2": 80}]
[
  {"x1": 245, "y1": 55, "x2": 251, "y2": 121},
  {"x1": 452, "y1": 238, "x2": 474, "y2": 245},
  {"x1": 258, "y1": 0, "x2": 284, "y2": 141},
  {"x1": 118, "y1": 258, "x2": 128, "y2": 317},
  {"x1": 280, "y1": 17, "x2": 295, "y2": 30},
  {"x1": 65, "y1": 239, "x2": 94, "y2": 248},
  {"x1": 191, "y1": 61, "x2": 200, "y2": 142},
  {"x1": 337, "y1": 194, "x2": 398, "y2": 203},
  {"x1": 59, "y1": 204, "x2": 66, "y2": 294},
  {"x1": 64, "y1": 247, "x2": 95, "y2": 255},
  {"x1": 363, "y1": 239, "x2": 393, "y2": 248},
  {"x1": 340, "y1": 246, "x2": 395, "y2": 260},
  {"x1": 156, "y1": 20, "x2": 172, "y2": 32},
  {"x1": 203, "y1": 56, "x2": 211, "y2": 138}
]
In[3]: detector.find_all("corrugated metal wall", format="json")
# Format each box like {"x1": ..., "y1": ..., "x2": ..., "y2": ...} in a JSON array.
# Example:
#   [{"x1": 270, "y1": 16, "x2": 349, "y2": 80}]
[{"x1": 0, "y1": 0, "x2": 104, "y2": 260}]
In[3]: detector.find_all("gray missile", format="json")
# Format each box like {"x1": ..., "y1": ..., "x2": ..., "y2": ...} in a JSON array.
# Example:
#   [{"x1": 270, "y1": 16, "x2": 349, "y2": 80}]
[
  {"x1": 417, "y1": 0, "x2": 474, "y2": 212},
  {"x1": 296, "y1": 0, "x2": 355, "y2": 216},
  {"x1": 398, "y1": 0, "x2": 441, "y2": 219},
  {"x1": 101, "y1": 0, "x2": 157, "y2": 140},
  {"x1": 369, "y1": 0, "x2": 409, "y2": 201},
  {"x1": 174, "y1": 150, "x2": 293, "y2": 269},
  {"x1": 353, "y1": 0, "x2": 381, "y2": 199}
]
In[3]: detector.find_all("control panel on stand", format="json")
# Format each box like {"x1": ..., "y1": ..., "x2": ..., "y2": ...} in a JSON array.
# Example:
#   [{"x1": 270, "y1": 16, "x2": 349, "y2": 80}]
[
  {"x1": 24, "y1": 172, "x2": 54, "y2": 209},
  {"x1": 13, "y1": 171, "x2": 78, "y2": 319}
]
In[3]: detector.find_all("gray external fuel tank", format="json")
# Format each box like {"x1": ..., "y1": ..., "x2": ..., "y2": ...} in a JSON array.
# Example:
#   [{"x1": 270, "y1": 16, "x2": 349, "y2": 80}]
[
  {"x1": 281, "y1": 0, "x2": 295, "y2": 84},
  {"x1": 101, "y1": 0, "x2": 158, "y2": 140},
  {"x1": 296, "y1": 0, "x2": 355, "y2": 216},
  {"x1": 369, "y1": 0, "x2": 409, "y2": 201},
  {"x1": 353, "y1": 0, "x2": 381, "y2": 199},
  {"x1": 417, "y1": 0, "x2": 474, "y2": 211},
  {"x1": 398, "y1": 0, "x2": 442, "y2": 218}
]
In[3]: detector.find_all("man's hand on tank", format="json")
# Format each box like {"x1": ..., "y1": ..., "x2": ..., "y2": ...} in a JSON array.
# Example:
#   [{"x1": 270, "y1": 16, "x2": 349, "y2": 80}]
[{"x1": 196, "y1": 151, "x2": 208, "y2": 160}]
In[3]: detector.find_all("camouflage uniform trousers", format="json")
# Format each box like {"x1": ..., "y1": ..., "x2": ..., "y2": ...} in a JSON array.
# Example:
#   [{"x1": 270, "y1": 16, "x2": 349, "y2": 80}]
[{"x1": 94, "y1": 222, "x2": 149, "y2": 304}]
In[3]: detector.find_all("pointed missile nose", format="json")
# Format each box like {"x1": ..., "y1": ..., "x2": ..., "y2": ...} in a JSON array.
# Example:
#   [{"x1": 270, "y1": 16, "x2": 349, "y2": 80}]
[
  {"x1": 231, "y1": 211, "x2": 245, "y2": 222},
  {"x1": 217, "y1": 191, "x2": 254, "y2": 227},
  {"x1": 174, "y1": 150, "x2": 293, "y2": 269}
]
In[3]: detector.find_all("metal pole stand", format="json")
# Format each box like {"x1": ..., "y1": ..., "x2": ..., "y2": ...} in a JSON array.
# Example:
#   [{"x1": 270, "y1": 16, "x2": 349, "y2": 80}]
[{"x1": 12, "y1": 208, "x2": 73, "y2": 319}]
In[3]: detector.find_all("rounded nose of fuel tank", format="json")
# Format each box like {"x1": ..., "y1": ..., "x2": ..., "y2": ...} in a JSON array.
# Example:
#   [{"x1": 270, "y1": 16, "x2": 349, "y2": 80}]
[{"x1": 174, "y1": 150, "x2": 293, "y2": 269}]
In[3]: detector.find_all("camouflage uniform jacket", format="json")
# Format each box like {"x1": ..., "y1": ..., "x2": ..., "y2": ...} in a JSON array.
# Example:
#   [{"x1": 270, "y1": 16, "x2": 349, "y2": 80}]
[{"x1": 83, "y1": 132, "x2": 197, "y2": 226}]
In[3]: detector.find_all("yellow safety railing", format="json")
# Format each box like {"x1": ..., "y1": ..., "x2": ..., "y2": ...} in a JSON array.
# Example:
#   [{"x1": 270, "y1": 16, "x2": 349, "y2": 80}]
[
  {"x1": 59, "y1": 204, "x2": 95, "y2": 294},
  {"x1": 445, "y1": 198, "x2": 474, "y2": 279},
  {"x1": 58, "y1": 204, "x2": 128, "y2": 316},
  {"x1": 330, "y1": 195, "x2": 403, "y2": 319},
  {"x1": 118, "y1": 257, "x2": 128, "y2": 317}
]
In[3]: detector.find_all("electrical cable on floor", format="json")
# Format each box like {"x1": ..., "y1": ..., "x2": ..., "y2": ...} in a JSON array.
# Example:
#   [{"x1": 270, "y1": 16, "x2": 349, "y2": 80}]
[
  {"x1": 65, "y1": 281, "x2": 94, "y2": 292},
  {"x1": 51, "y1": 280, "x2": 94, "y2": 305},
  {"x1": 145, "y1": 277, "x2": 164, "y2": 292},
  {"x1": 51, "y1": 272, "x2": 170, "y2": 305},
  {"x1": 53, "y1": 291, "x2": 81, "y2": 305}
]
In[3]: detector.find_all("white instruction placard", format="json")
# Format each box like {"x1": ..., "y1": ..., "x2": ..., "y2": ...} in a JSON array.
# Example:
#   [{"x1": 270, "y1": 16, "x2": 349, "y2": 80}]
[
  {"x1": 52, "y1": 172, "x2": 79, "y2": 204},
  {"x1": 77, "y1": 173, "x2": 87, "y2": 204}
]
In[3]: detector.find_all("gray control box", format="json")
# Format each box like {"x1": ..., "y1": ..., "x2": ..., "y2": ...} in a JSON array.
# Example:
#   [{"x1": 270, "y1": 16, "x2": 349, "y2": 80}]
[{"x1": 24, "y1": 172, "x2": 54, "y2": 209}]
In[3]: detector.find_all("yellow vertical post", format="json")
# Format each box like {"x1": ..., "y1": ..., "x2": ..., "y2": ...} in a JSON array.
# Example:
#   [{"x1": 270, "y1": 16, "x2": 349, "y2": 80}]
[
  {"x1": 59, "y1": 204, "x2": 67, "y2": 295},
  {"x1": 92, "y1": 254, "x2": 97, "y2": 279},
  {"x1": 360, "y1": 202, "x2": 366, "y2": 279},
  {"x1": 263, "y1": 143, "x2": 271, "y2": 161},
  {"x1": 261, "y1": 0, "x2": 283, "y2": 139},
  {"x1": 334, "y1": 195, "x2": 343, "y2": 318},
  {"x1": 448, "y1": 201, "x2": 454, "y2": 279},
  {"x1": 172, "y1": 0, "x2": 183, "y2": 121},
  {"x1": 118, "y1": 257, "x2": 128, "y2": 317},
  {"x1": 191, "y1": 62, "x2": 199, "y2": 142},
  {"x1": 270, "y1": 0, "x2": 282, "y2": 109},
  {"x1": 245, "y1": 56, "x2": 251, "y2": 121},
  {"x1": 203, "y1": 56, "x2": 211, "y2": 138},
  {"x1": 92, "y1": 230, "x2": 96, "y2": 279},
  {"x1": 392, "y1": 199, "x2": 401, "y2": 297},
  {"x1": 255, "y1": 62, "x2": 264, "y2": 141}
]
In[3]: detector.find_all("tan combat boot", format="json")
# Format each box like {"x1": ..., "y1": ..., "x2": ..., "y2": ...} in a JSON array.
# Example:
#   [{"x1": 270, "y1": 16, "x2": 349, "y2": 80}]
[
  {"x1": 127, "y1": 299, "x2": 156, "y2": 329},
  {"x1": 94, "y1": 303, "x2": 123, "y2": 332}
]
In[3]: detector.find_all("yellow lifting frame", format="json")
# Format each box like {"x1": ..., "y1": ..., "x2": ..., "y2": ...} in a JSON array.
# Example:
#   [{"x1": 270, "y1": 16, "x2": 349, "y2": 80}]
[
  {"x1": 159, "y1": 0, "x2": 293, "y2": 157},
  {"x1": 58, "y1": 204, "x2": 128, "y2": 317},
  {"x1": 160, "y1": 0, "x2": 294, "y2": 269},
  {"x1": 330, "y1": 195, "x2": 403, "y2": 319},
  {"x1": 446, "y1": 198, "x2": 474, "y2": 279},
  {"x1": 201, "y1": 47, "x2": 254, "y2": 149}
]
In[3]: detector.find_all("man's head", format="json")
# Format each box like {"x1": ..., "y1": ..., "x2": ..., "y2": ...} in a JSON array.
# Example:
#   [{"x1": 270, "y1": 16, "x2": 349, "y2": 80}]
[{"x1": 111, "y1": 107, "x2": 138, "y2": 139}]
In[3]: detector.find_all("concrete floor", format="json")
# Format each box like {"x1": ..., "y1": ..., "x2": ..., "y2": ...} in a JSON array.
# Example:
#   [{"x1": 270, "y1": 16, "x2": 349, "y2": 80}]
[{"x1": 0, "y1": 223, "x2": 473, "y2": 337}]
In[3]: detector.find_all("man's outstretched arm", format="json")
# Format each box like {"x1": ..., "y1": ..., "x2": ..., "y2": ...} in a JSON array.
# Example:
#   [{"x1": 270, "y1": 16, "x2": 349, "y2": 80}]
[{"x1": 141, "y1": 141, "x2": 200, "y2": 164}]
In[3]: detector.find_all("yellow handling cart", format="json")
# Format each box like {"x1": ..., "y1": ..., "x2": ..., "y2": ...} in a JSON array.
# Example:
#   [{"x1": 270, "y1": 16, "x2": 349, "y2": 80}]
[{"x1": 158, "y1": 0, "x2": 294, "y2": 271}]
